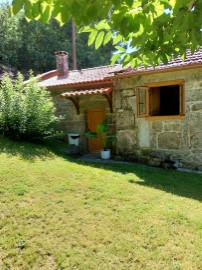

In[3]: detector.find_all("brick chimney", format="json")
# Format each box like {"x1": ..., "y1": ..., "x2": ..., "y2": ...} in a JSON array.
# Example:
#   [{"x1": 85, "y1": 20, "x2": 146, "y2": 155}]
[{"x1": 55, "y1": 51, "x2": 69, "y2": 77}]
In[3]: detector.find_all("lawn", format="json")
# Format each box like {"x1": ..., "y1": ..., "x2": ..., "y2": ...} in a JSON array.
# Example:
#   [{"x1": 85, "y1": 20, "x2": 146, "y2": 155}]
[{"x1": 0, "y1": 137, "x2": 201, "y2": 270}]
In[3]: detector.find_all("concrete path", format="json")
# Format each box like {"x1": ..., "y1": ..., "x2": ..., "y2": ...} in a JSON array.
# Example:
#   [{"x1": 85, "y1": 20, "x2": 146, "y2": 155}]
[
  {"x1": 78, "y1": 153, "x2": 136, "y2": 165},
  {"x1": 78, "y1": 154, "x2": 202, "y2": 174}
]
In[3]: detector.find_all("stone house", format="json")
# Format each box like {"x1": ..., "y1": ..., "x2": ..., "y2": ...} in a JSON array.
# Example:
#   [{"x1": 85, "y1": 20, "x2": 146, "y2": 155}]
[
  {"x1": 38, "y1": 51, "x2": 121, "y2": 153},
  {"x1": 38, "y1": 50, "x2": 202, "y2": 170}
]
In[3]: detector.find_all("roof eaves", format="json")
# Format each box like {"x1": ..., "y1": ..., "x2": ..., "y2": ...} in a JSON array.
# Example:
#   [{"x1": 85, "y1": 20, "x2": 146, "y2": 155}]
[
  {"x1": 46, "y1": 80, "x2": 114, "y2": 90},
  {"x1": 104, "y1": 62, "x2": 202, "y2": 80},
  {"x1": 61, "y1": 87, "x2": 112, "y2": 98},
  {"x1": 39, "y1": 70, "x2": 58, "y2": 81},
  {"x1": 23, "y1": 70, "x2": 58, "y2": 86}
]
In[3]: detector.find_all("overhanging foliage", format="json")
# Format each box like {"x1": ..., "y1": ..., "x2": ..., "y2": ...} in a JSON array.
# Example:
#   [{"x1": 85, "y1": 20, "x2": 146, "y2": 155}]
[{"x1": 11, "y1": 0, "x2": 202, "y2": 68}]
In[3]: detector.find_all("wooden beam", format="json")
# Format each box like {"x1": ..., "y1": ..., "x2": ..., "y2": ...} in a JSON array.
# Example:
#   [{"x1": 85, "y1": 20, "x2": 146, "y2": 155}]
[
  {"x1": 67, "y1": 97, "x2": 80, "y2": 115},
  {"x1": 102, "y1": 91, "x2": 113, "y2": 113}
]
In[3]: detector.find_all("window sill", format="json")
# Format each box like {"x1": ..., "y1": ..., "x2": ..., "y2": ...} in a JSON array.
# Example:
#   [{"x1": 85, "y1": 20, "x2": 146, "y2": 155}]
[{"x1": 145, "y1": 115, "x2": 185, "y2": 121}]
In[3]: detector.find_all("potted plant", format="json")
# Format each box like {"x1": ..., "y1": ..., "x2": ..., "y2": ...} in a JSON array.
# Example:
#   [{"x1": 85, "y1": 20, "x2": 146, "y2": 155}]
[{"x1": 85, "y1": 118, "x2": 116, "y2": 159}]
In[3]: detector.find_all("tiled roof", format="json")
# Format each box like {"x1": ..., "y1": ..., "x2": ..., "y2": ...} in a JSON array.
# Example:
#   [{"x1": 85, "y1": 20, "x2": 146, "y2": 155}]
[
  {"x1": 61, "y1": 87, "x2": 112, "y2": 98},
  {"x1": 38, "y1": 65, "x2": 121, "y2": 88},
  {"x1": 113, "y1": 48, "x2": 202, "y2": 77},
  {"x1": 38, "y1": 48, "x2": 202, "y2": 88}
]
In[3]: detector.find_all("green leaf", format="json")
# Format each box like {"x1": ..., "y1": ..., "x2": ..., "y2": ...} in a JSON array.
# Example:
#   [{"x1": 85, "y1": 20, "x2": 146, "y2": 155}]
[
  {"x1": 11, "y1": 0, "x2": 24, "y2": 15},
  {"x1": 32, "y1": 2, "x2": 40, "y2": 19},
  {"x1": 52, "y1": 2, "x2": 61, "y2": 17},
  {"x1": 103, "y1": 31, "x2": 112, "y2": 45},
  {"x1": 160, "y1": 0, "x2": 172, "y2": 10},
  {"x1": 80, "y1": 26, "x2": 92, "y2": 33},
  {"x1": 23, "y1": 0, "x2": 33, "y2": 20},
  {"x1": 106, "y1": 136, "x2": 117, "y2": 142},
  {"x1": 111, "y1": 11, "x2": 125, "y2": 29},
  {"x1": 87, "y1": 4, "x2": 99, "y2": 20},
  {"x1": 88, "y1": 29, "x2": 98, "y2": 46},
  {"x1": 70, "y1": 2, "x2": 78, "y2": 17},
  {"x1": 120, "y1": 16, "x2": 130, "y2": 37},
  {"x1": 95, "y1": 20, "x2": 110, "y2": 31},
  {"x1": 121, "y1": 54, "x2": 131, "y2": 66},
  {"x1": 85, "y1": 132, "x2": 98, "y2": 139},
  {"x1": 111, "y1": 53, "x2": 121, "y2": 64},
  {"x1": 161, "y1": 53, "x2": 168, "y2": 64},
  {"x1": 96, "y1": 119, "x2": 108, "y2": 134},
  {"x1": 129, "y1": 58, "x2": 137, "y2": 69},
  {"x1": 39, "y1": 5, "x2": 51, "y2": 24},
  {"x1": 60, "y1": 4, "x2": 71, "y2": 24},
  {"x1": 115, "y1": 46, "x2": 125, "y2": 52},
  {"x1": 95, "y1": 31, "x2": 105, "y2": 49},
  {"x1": 112, "y1": 0, "x2": 122, "y2": 8},
  {"x1": 125, "y1": 0, "x2": 134, "y2": 7},
  {"x1": 112, "y1": 34, "x2": 122, "y2": 45}
]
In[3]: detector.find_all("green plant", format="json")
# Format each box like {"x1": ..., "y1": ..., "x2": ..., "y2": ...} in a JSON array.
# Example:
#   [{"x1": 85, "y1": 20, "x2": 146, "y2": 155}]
[
  {"x1": 0, "y1": 72, "x2": 58, "y2": 141},
  {"x1": 85, "y1": 118, "x2": 116, "y2": 150}
]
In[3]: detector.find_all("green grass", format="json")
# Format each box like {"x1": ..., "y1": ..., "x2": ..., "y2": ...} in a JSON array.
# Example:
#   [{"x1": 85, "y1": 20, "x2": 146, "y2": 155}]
[{"x1": 0, "y1": 137, "x2": 201, "y2": 270}]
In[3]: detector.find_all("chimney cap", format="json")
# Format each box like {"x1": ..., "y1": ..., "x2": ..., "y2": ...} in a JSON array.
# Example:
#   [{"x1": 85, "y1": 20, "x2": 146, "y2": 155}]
[{"x1": 55, "y1": 51, "x2": 68, "y2": 56}]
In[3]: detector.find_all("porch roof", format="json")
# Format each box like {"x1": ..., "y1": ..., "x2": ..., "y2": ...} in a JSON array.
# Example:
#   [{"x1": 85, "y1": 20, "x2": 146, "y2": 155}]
[
  {"x1": 61, "y1": 87, "x2": 112, "y2": 98},
  {"x1": 60, "y1": 87, "x2": 113, "y2": 115}
]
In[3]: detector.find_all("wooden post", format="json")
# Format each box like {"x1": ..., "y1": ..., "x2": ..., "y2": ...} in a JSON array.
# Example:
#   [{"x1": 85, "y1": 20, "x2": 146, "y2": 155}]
[{"x1": 71, "y1": 19, "x2": 77, "y2": 70}]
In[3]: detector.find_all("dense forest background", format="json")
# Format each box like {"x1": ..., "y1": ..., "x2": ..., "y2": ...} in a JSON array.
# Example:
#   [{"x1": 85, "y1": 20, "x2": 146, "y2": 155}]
[{"x1": 0, "y1": 3, "x2": 113, "y2": 75}]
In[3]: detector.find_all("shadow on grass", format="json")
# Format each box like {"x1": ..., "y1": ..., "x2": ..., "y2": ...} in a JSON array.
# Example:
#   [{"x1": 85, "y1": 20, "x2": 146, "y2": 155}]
[
  {"x1": 0, "y1": 136, "x2": 68, "y2": 161},
  {"x1": 76, "y1": 160, "x2": 202, "y2": 202},
  {"x1": 1, "y1": 135, "x2": 201, "y2": 201}
]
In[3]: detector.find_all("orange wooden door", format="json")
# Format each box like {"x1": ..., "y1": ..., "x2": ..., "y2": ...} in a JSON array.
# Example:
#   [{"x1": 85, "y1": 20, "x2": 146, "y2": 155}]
[{"x1": 87, "y1": 109, "x2": 105, "y2": 152}]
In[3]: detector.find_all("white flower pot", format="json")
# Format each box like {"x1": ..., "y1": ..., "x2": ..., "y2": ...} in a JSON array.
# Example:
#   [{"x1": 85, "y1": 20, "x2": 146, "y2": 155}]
[{"x1": 101, "y1": 149, "x2": 111, "y2": 160}]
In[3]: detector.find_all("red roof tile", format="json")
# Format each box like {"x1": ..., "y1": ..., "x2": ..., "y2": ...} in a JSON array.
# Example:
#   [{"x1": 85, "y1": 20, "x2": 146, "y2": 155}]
[
  {"x1": 61, "y1": 87, "x2": 112, "y2": 98},
  {"x1": 38, "y1": 65, "x2": 121, "y2": 89},
  {"x1": 114, "y1": 48, "x2": 202, "y2": 77}
]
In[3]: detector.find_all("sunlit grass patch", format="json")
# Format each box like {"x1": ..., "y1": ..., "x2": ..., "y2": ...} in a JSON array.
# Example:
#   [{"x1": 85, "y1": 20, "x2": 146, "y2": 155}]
[{"x1": 0, "y1": 137, "x2": 201, "y2": 269}]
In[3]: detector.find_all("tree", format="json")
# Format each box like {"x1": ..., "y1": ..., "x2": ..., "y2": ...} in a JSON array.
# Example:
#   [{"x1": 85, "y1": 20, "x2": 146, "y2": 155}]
[
  {"x1": 17, "y1": 18, "x2": 114, "y2": 72},
  {"x1": 17, "y1": 18, "x2": 71, "y2": 73},
  {"x1": 11, "y1": 0, "x2": 202, "y2": 68},
  {"x1": 0, "y1": 3, "x2": 114, "y2": 73},
  {"x1": 0, "y1": 3, "x2": 22, "y2": 67}
]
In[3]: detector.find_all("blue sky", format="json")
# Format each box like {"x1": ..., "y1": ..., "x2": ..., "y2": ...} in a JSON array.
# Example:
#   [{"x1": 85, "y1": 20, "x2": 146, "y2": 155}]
[{"x1": 0, "y1": 0, "x2": 12, "y2": 4}]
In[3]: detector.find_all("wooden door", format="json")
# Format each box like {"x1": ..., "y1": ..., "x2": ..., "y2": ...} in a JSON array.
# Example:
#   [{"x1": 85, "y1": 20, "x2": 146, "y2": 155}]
[{"x1": 87, "y1": 109, "x2": 105, "y2": 152}]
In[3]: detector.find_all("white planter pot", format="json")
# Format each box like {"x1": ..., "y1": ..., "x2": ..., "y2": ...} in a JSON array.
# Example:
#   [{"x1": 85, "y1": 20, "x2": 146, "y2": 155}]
[{"x1": 101, "y1": 149, "x2": 111, "y2": 160}]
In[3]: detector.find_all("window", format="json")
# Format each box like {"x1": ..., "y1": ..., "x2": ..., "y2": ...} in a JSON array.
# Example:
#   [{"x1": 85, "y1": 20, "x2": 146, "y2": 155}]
[{"x1": 136, "y1": 80, "x2": 185, "y2": 119}]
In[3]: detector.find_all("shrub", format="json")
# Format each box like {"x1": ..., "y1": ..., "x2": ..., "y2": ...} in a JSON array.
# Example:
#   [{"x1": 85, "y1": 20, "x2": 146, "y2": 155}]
[{"x1": 0, "y1": 72, "x2": 59, "y2": 141}]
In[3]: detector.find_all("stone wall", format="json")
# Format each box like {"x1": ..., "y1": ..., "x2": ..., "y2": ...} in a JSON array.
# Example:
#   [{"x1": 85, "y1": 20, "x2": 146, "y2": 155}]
[
  {"x1": 50, "y1": 89, "x2": 113, "y2": 151},
  {"x1": 114, "y1": 69, "x2": 202, "y2": 170}
]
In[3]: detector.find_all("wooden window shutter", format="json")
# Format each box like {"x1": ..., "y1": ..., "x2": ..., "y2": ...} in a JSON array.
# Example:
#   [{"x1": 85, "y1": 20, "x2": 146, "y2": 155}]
[
  {"x1": 179, "y1": 83, "x2": 185, "y2": 115},
  {"x1": 149, "y1": 87, "x2": 160, "y2": 116},
  {"x1": 136, "y1": 87, "x2": 149, "y2": 117}
]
